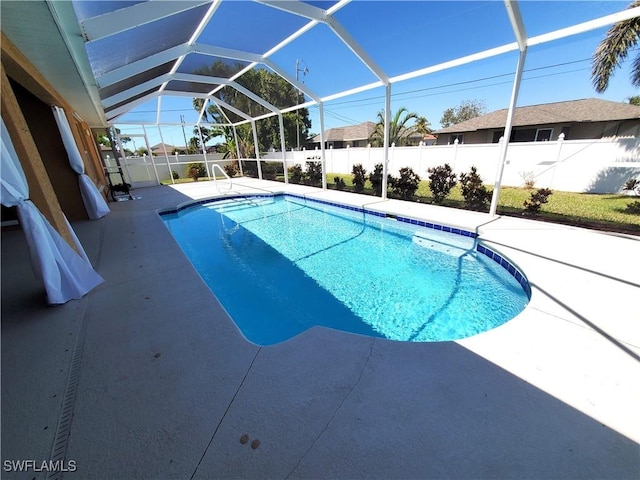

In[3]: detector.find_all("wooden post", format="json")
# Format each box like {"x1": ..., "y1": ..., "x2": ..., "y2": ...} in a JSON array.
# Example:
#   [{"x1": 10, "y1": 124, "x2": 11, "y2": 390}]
[{"x1": 1, "y1": 62, "x2": 79, "y2": 253}]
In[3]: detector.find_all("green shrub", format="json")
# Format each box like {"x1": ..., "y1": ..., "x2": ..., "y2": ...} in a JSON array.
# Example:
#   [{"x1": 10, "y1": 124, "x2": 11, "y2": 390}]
[
  {"x1": 223, "y1": 163, "x2": 239, "y2": 178},
  {"x1": 523, "y1": 188, "x2": 553, "y2": 214},
  {"x1": 351, "y1": 164, "x2": 367, "y2": 192},
  {"x1": 305, "y1": 161, "x2": 323, "y2": 187},
  {"x1": 369, "y1": 163, "x2": 384, "y2": 196},
  {"x1": 459, "y1": 166, "x2": 491, "y2": 210},
  {"x1": 187, "y1": 163, "x2": 206, "y2": 181},
  {"x1": 288, "y1": 164, "x2": 303, "y2": 184},
  {"x1": 625, "y1": 200, "x2": 640, "y2": 214},
  {"x1": 242, "y1": 160, "x2": 258, "y2": 178},
  {"x1": 171, "y1": 170, "x2": 180, "y2": 180},
  {"x1": 262, "y1": 162, "x2": 280, "y2": 180},
  {"x1": 427, "y1": 163, "x2": 457, "y2": 203},
  {"x1": 391, "y1": 167, "x2": 421, "y2": 200},
  {"x1": 334, "y1": 176, "x2": 346, "y2": 190}
]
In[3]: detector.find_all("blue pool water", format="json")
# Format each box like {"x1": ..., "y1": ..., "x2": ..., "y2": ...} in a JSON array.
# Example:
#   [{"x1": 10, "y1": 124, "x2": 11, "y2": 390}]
[{"x1": 161, "y1": 195, "x2": 529, "y2": 345}]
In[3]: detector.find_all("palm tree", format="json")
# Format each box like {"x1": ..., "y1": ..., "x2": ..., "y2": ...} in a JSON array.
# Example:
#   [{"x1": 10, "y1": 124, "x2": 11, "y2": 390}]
[
  {"x1": 369, "y1": 107, "x2": 419, "y2": 147},
  {"x1": 415, "y1": 116, "x2": 433, "y2": 136},
  {"x1": 591, "y1": 0, "x2": 640, "y2": 93}
]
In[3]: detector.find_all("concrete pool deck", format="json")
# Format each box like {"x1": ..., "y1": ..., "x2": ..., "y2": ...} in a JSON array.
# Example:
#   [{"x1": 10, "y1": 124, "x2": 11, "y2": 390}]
[{"x1": 2, "y1": 178, "x2": 639, "y2": 479}]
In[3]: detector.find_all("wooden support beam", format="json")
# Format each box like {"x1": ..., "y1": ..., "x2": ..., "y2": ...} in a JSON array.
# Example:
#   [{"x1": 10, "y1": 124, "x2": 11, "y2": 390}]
[{"x1": 1, "y1": 62, "x2": 78, "y2": 253}]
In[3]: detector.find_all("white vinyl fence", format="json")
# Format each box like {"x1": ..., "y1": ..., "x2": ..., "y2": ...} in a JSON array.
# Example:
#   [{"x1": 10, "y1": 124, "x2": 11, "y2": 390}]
[
  {"x1": 262, "y1": 136, "x2": 640, "y2": 193},
  {"x1": 103, "y1": 153, "x2": 236, "y2": 186}
]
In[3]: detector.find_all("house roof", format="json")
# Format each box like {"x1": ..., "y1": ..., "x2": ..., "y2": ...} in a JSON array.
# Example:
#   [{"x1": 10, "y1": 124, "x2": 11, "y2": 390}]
[
  {"x1": 150, "y1": 143, "x2": 185, "y2": 153},
  {"x1": 311, "y1": 122, "x2": 376, "y2": 143},
  {"x1": 436, "y1": 98, "x2": 640, "y2": 134}
]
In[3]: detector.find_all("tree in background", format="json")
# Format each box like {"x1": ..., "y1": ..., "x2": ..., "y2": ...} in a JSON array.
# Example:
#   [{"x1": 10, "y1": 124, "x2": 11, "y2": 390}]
[
  {"x1": 627, "y1": 95, "x2": 640, "y2": 105},
  {"x1": 440, "y1": 99, "x2": 486, "y2": 128},
  {"x1": 369, "y1": 107, "x2": 419, "y2": 147},
  {"x1": 591, "y1": 0, "x2": 640, "y2": 93},
  {"x1": 191, "y1": 61, "x2": 311, "y2": 153},
  {"x1": 415, "y1": 116, "x2": 433, "y2": 136}
]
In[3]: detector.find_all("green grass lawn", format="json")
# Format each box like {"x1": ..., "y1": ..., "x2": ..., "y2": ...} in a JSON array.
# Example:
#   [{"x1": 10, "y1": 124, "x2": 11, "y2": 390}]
[
  {"x1": 328, "y1": 173, "x2": 640, "y2": 234},
  {"x1": 160, "y1": 173, "x2": 640, "y2": 234}
]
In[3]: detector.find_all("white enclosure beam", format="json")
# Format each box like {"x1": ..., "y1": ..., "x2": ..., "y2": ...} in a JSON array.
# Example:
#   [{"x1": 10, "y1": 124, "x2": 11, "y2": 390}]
[
  {"x1": 80, "y1": 1, "x2": 209, "y2": 42},
  {"x1": 102, "y1": 74, "x2": 171, "y2": 108},
  {"x1": 191, "y1": 43, "x2": 268, "y2": 65},
  {"x1": 204, "y1": 97, "x2": 252, "y2": 122},
  {"x1": 105, "y1": 92, "x2": 160, "y2": 121},
  {"x1": 504, "y1": 0, "x2": 527, "y2": 51},
  {"x1": 95, "y1": 44, "x2": 189, "y2": 88},
  {"x1": 251, "y1": 120, "x2": 263, "y2": 180},
  {"x1": 173, "y1": 73, "x2": 281, "y2": 114},
  {"x1": 233, "y1": 126, "x2": 242, "y2": 171},
  {"x1": 262, "y1": 59, "x2": 321, "y2": 102},
  {"x1": 390, "y1": 42, "x2": 518, "y2": 84},
  {"x1": 321, "y1": 81, "x2": 385, "y2": 103},
  {"x1": 159, "y1": 1, "x2": 221, "y2": 104},
  {"x1": 381, "y1": 84, "x2": 391, "y2": 200},
  {"x1": 488, "y1": 0, "x2": 528, "y2": 217},
  {"x1": 489, "y1": 49, "x2": 527, "y2": 217},
  {"x1": 319, "y1": 102, "x2": 327, "y2": 190},
  {"x1": 324, "y1": 18, "x2": 389, "y2": 85},
  {"x1": 259, "y1": 0, "x2": 388, "y2": 84},
  {"x1": 527, "y1": 6, "x2": 640, "y2": 47},
  {"x1": 278, "y1": 113, "x2": 288, "y2": 184}
]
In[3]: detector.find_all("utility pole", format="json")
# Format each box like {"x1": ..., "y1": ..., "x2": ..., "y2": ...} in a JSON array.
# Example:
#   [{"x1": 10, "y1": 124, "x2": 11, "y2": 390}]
[
  {"x1": 180, "y1": 114, "x2": 188, "y2": 152},
  {"x1": 295, "y1": 60, "x2": 308, "y2": 151}
]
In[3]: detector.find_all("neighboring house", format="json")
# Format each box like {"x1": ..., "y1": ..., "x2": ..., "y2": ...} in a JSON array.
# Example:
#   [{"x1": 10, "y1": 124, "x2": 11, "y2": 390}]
[
  {"x1": 309, "y1": 121, "x2": 376, "y2": 149},
  {"x1": 422, "y1": 133, "x2": 437, "y2": 146},
  {"x1": 435, "y1": 98, "x2": 640, "y2": 145},
  {"x1": 309, "y1": 121, "x2": 436, "y2": 149},
  {"x1": 150, "y1": 143, "x2": 187, "y2": 155}
]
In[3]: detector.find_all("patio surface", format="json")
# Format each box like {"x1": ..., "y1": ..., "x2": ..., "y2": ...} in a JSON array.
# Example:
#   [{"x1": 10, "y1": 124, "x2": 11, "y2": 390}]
[{"x1": 2, "y1": 178, "x2": 639, "y2": 479}]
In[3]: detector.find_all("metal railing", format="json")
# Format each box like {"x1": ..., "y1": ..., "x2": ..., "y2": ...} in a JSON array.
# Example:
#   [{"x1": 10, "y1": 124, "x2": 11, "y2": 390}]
[{"x1": 210, "y1": 163, "x2": 232, "y2": 192}]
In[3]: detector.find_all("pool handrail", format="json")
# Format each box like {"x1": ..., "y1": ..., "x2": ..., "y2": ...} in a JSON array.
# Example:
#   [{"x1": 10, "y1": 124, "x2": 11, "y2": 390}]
[{"x1": 210, "y1": 163, "x2": 232, "y2": 192}]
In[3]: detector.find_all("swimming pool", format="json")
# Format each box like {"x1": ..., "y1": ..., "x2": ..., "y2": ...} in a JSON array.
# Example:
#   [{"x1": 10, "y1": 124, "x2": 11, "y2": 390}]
[{"x1": 161, "y1": 194, "x2": 529, "y2": 345}]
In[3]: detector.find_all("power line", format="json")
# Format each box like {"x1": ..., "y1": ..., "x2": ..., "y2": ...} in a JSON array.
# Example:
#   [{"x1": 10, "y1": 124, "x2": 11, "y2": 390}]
[{"x1": 326, "y1": 57, "x2": 595, "y2": 109}]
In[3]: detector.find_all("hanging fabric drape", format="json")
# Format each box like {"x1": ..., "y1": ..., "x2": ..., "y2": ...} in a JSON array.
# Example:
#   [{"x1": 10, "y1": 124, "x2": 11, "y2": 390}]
[
  {"x1": 1, "y1": 117, "x2": 104, "y2": 305},
  {"x1": 51, "y1": 106, "x2": 110, "y2": 220}
]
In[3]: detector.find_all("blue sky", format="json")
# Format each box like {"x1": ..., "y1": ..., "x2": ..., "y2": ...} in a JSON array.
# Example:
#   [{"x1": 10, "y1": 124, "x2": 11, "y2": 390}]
[{"x1": 114, "y1": 1, "x2": 639, "y2": 148}]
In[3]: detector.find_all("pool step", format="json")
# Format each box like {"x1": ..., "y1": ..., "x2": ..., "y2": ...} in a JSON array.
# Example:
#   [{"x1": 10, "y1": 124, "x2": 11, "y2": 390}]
[
  {"x1": 412, "y1": 231, "x2": 473, "y2": 258},
  {"x1": 206, "y1": 197, "x2": 274, "y2": 213}
]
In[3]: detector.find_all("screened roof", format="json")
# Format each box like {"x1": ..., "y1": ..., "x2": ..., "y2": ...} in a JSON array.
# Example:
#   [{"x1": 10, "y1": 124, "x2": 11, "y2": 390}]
[{"x1": 10, "y1": 0, "x2": 639, "y2": 129}]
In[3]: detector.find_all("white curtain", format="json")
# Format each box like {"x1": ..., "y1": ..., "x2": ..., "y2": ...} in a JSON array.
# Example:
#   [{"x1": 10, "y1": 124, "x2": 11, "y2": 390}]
[
  {"x1": 51, "y1": 106, "x2": 110, "y2": 220},
  {"x1": 1, "y1": 117, "x2": 104, "y2": 305}
]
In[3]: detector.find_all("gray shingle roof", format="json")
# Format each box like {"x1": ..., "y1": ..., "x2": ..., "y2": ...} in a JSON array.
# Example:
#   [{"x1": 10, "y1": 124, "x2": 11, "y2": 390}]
[
  {"x1": 436, "y1": 98, "x2": 640, "y2": 134},
  {"x1": 312, "y1": 121, "x2": 376, "y2": 143}
]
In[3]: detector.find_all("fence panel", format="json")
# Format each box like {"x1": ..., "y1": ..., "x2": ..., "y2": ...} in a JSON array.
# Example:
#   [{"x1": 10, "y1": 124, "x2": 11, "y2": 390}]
[{"x1": 261, "y1": 137, "x2": 640, "y2": 193}]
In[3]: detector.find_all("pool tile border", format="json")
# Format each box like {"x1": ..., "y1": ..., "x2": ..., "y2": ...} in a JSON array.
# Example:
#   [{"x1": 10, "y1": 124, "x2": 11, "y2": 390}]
[{"x1": 159, "y1": 192, "x2": 531, "y2": 298}]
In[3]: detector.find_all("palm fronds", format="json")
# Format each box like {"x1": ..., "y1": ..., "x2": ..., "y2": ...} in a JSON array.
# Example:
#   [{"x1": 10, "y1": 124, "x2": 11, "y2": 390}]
[{"x1": 591, "y1": 0, "x2": 640, "y2": 93}]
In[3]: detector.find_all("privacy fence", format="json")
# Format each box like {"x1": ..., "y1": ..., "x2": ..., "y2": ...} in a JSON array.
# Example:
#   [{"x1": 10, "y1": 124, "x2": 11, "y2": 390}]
[
  {"x1": 263, "y1": 136, "x2": 640, "y2": 194},
  {"x1": 105, "y1": 136, "x2": 639, "y2": 194}
]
